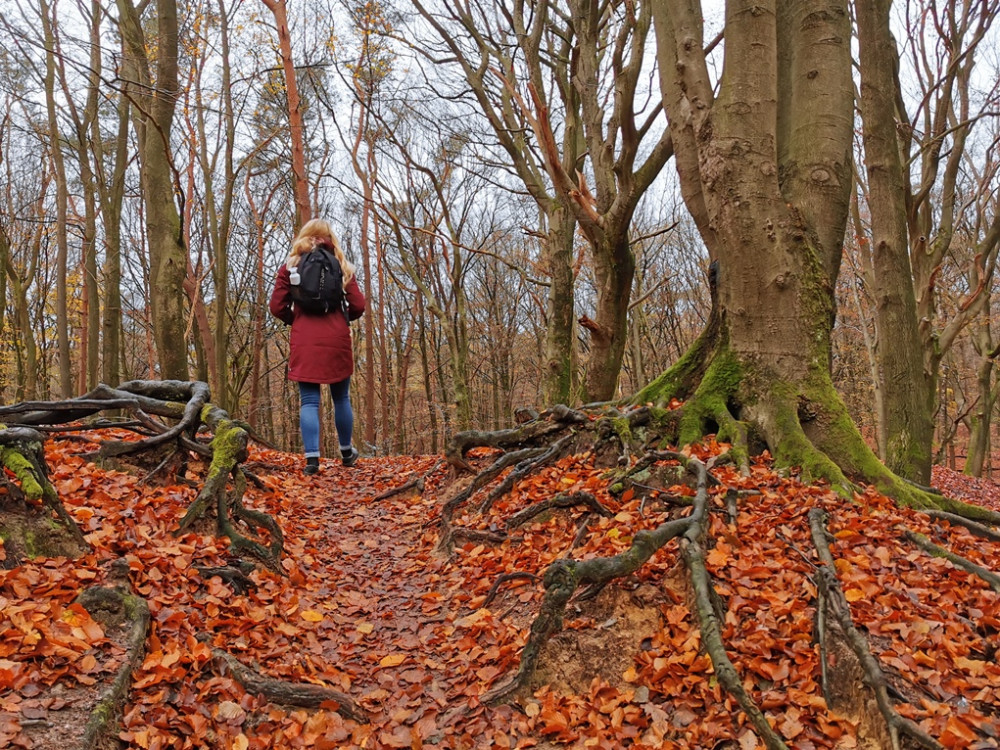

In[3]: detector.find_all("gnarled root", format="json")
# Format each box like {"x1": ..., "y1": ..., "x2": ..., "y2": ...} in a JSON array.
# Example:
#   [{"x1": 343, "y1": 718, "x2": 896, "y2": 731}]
[
  {"x1": 485, "y1": 457, "x2": 788, "y2": 747},
  {"x1": 902, "y1": 528, "x2": 1000, "y2": 593},
  {"x1": 444, "y1": 405, "x2": 587, "y2": 471},
  {"x1": 809, "y1": 509, "x2": 944, "y2": 750},
  {"x1": 212, "y1": 649, "x2": 368, "y2": 724},
  {"x1": 76, "y1": 559, "x2": 151, "y2": 750},
  {"x1": 0, "y1": 425, "x2": 88, "y2": 551},
  {"x1": 0, "y1": 382, "x2": 285, "y2": 569}
]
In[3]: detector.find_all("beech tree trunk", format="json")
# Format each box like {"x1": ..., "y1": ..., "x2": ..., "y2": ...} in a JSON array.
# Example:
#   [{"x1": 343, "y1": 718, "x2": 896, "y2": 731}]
[
  {"x1": 643, "y1": 0, "x2": 936, "y2": 502},
  {"x1": 582, "y1": 230, "x2": 636, "y2": 402},
  {"x1": 855, "y1": 0, "x2": 933, "y2": 483},
  {"x1": 117, "y1": 0, "x2": 190, "y2": 382}
]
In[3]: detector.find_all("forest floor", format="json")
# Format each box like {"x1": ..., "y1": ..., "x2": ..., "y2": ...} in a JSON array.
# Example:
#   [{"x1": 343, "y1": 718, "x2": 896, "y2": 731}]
[{"x1": 1, "y1": 433, "x2": 999, "y2": 749}]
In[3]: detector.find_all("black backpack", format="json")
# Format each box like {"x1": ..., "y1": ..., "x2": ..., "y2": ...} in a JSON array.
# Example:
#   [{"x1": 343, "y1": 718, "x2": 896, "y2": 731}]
[{"x1": 290, "y1": 247, "x2": 346, "y2": 315}]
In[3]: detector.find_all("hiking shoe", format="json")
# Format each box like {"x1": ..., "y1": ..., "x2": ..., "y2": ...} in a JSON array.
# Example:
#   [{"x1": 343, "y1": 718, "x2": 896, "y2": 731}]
[
  {"x1": 303, "y1": 457, "x2": 320, "y2": 476},
  {"x1": 341, "y1": 447, "x2": 359, "y2": 467}
]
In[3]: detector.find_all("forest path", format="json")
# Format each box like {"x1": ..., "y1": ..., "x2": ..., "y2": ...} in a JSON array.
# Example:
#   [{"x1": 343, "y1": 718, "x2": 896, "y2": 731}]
[{"x1": 268, "y1": 452, "x2": 521, "y2": 747}]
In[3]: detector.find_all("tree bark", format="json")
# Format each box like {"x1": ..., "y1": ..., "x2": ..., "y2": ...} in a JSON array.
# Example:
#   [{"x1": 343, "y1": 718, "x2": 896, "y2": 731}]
[
  {"x1": 40, "y1": 0, "x2": 74, "y2": 397},
  {"x1": 544, "y1": 203, "x2": 578, "y2": 404},
  {"x1": 55, "y1": 0, "x2": 102, "y2": 392},
  {"x1": 117, "y1": 0, "x2": 190, "y2": 381},
  {"x1": 98, "y1": 78, "x2": 129, "y2": 390},
  {"x1": 261, "y1": 0, "x2": 311, "y2": 226},
  {"x1": 965, "y1": 311, "x2": 997, "y2": 477},
  {"x1": 646, "y1": 0, "x2": 924, "y2": 500},
  {"x1": 856, "y1": 0, "x2": 932, "y2": 483}
]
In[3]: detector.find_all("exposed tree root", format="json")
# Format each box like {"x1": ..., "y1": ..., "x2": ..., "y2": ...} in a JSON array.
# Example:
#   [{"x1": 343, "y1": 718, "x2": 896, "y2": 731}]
[
  {"x1": 0, "y1": 425, "x2": 88, "y2": 550},
  {"x1": 482, "y1": 455, "x2": 788, "y2": 747},
  {"x1": 480, "y1": 572, "x2": 539, "y2": 609},
  {"x1": 75, "y1": 560, "x2": 151, "y2": 750},
  {"x1": 438, "y1": 407, "x2": 675, "y2": 554},
  {"x1": 195, "y1": 562, "x2": 258, "y2": 595},
  {"x1": 374, "y1": 460, "x2": 445, "y2": 501},
  {"x1": 809, "y1": 509, "x2": 944, "y2": 750},
  {"x1": 449, "y1": 527, "x2": 508, "y2": 547},
  {"x1": 677, "y1": 462, "x2": 787, "y2": 750},
  {"x1": 479, "y1": 434, "x2": 575, "y2": 514},
  {"x1": 919, "y1": 509, "x2": 1000, "y2": 542},
  {"x1": 0, "y1": 381, "x2": 283, "y2": 570},
  {"x1": 211, "y1": 649, "x2": 368, "y2": 724},
  {"x1": 444, "y1": 405, "x2": 588, "y2": 471},
  {"x1": 505, "y1": 491, "x2": 613, "y2": 532},
  {"x1": 445, "y1": 446, "x2": 548, "y2": 519},
  {"x1": 902, "y1": 528, "x2": 1000, "y2": 593}
]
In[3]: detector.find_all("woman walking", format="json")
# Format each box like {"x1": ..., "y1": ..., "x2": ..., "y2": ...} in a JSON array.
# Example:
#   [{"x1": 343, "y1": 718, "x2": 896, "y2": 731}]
[{"x1": 269, "y1": 219, "x2": 366, "y2": 474}]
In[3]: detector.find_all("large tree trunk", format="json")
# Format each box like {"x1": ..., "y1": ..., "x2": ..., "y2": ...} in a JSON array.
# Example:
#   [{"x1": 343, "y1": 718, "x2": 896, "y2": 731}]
[{"x1": 641, "y1": 0, "x2": 955, "y2": 507}]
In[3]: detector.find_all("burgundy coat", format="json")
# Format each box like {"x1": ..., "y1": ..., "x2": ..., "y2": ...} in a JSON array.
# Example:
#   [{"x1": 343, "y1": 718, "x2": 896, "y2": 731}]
[{"x1": 268, "y1": 261, "x2": 366, "y2": 384}]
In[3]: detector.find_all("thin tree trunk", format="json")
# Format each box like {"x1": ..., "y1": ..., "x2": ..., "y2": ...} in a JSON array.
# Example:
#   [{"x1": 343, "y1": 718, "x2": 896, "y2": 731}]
[
  {"x1": 261, "y1": 0, "x2": 311, "y2": 226},
  {"x1": 374, "y1": 176, "x2": 391, "y2": 449},
  {"x1": 117, "y1": 0, "x2": 190, "y2": 381},
  {"x1": 856, "y1": 0, "x2": 932, "y2": 483},
  {"x1": 393, "y1": 303, "x2": 418, "y2": 454},
  {"x1": 966, "y1": 311, "x2": 997, "y2": 477},
  {"x1": 59, "y1": 60, "x2": 102, "y2": 394},
  {"x1": 246, "y1": 180, "x2": 269, "y2": 431},
  {"x1": 99, "y1": 87, "x2": 128, "y2": 388},
  {"x1": 417, "y1": 292, "x2": 438, "y2": 454},
  {"x1": 211, "y1": 0, "x2": 236, "y2": 410},
  {"x1": 40, "y1": 0, "x2": 73, "y2": 396}
]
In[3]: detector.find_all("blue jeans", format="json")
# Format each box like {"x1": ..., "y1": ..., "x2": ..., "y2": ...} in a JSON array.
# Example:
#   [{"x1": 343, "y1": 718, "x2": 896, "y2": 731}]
[{"x1": 298, "y1": 379, "x2": 353, "y2": 457}]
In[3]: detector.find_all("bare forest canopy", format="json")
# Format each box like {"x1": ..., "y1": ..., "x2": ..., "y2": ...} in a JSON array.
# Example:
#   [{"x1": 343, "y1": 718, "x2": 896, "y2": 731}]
[{"x1": 0, "y1": 0, "x2": 995, "y2": 480}]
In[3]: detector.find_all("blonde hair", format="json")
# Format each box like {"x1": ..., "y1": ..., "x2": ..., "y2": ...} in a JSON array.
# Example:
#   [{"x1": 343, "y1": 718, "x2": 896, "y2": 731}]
[{"x1": 286, "y1": 218, "x2": 356, "y2": 283}]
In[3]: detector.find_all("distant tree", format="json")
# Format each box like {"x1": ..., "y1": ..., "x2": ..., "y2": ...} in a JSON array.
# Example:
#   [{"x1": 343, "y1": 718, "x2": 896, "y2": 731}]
[
  {"x1": 408, "y1": 0, "x2": 581, "y2": 406},
  {"x1": 413, "y1": 0, "x2": 672, "y2": 403},
  {"x1": 261, "y1": 0, "x2": 312, "y2": 226},
  {"x1": 39, "y1": 0, "x2": 73, "y2": 396}
]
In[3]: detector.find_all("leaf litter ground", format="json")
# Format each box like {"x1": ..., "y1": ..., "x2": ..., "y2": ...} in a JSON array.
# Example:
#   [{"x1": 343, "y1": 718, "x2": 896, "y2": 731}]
[{"x1": 1, "y1": 434, "x2": 999, "y2": 749}]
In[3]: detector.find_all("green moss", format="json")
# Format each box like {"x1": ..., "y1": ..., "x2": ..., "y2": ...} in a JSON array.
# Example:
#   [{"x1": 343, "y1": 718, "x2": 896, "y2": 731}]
[
  {"x1": 647, "y1": 406, "x2": 672, "y2": 425},
  {"x1": 206, "y1": 418, "x2": 247, "y2": 479},
  {"x1": 764, "y1": 381, "x2": 853, "y2": 498},
  {"x1": 677, "y1": 350, "x2": 744, "y2": 447},
  {"x1": 632, "y1": 343, "x2": 704, "y2": 407},
  {"x1": 22, "y1": 529, "x2": 39, "y2": 558},
  {"x1": 122, "y1": 592, "x2": 144, "y2": 620},
  {"x1": 610, "y1": 416, "x2": 633, "y2": 443},
  {"x1": 0, "y1": 445, "x2": 43, "y2": 500}
]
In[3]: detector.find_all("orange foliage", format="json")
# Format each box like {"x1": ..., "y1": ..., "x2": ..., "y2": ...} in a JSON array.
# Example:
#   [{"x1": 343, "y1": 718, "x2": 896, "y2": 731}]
[{"x1": 0, "y1": 434, "x2": 999, "y2": 748}]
